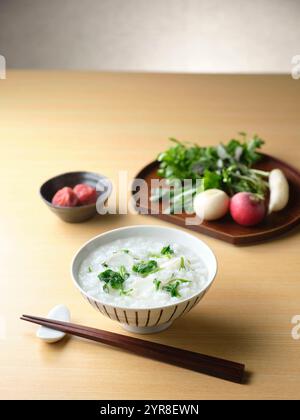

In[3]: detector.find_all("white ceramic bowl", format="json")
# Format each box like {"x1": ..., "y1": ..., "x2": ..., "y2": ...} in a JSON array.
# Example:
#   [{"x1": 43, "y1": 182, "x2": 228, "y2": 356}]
[{"x1": 71, "y1": 225, "x2": 218, "y2": 334}]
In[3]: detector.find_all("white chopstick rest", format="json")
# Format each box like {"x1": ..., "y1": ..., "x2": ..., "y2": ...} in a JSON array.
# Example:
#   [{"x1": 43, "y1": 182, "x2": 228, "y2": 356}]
[{"x1": 36, "y1": 305, "x2": 70, "y2": 343}]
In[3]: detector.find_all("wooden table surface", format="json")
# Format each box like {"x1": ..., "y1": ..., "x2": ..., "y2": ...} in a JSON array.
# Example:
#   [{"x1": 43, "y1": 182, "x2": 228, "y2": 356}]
[{"x1": 1, "y1": 71, "x2": 300, "y2": 400}]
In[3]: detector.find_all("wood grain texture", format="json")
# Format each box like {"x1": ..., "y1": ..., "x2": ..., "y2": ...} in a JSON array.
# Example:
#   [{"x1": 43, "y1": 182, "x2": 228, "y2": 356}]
[{"x1": 0, "y1": 71, "x2": 300, "y2": 400}]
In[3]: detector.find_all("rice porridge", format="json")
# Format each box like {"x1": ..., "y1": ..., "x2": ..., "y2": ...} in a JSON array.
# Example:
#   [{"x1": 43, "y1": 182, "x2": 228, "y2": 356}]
[{"x1": 78, "y1": 237, "x2": 208, "y2": 308}]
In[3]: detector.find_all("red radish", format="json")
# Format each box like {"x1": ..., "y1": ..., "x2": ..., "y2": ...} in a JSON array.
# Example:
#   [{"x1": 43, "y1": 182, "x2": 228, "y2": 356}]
[
  {"x1": 230, "y1": 192, "x2": 265, "y2": 226},
  {"x1": 52, "y1": 187, "x2": 79, "y2": 207},
  {"x1": 73, "y1": 184, "x2": 97, "y2": 205}
]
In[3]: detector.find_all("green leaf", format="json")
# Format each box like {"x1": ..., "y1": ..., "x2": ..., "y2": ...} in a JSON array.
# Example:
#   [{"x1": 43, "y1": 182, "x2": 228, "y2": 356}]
[
  {"x1": 119, "y1": 265, "x2": 129, "y2": 281},
  {"x1": 120, "y1": 288, "x2": 133, "y2": 296},
  {"x1": 98, "y1": 269, "x2": 122, "y2": 288},
  {"x1": 203, "y1": 170, "x2": 222, "y2": 190},
  {"x1": 153, "y1": 279, "x2": 161, "y2": 291},
  {"x1": 173, "y1": 278, "x2": 190, "y2": 283},
  {"x1": 161, "y1": 245, "x2": 174, "y2": 257},
  {"x1": 180, "y1": 257, "x2": 185, "y2": 270},
  {"x1": 163, "y1": 281, "x2": 181, "y2": 297},
  {"x1": 132, "y1": 260, "x2": 159, "y2": 277},
  {"x1": 98, "y1": 268, "x2": 129, "y2": 295},
  {"x1": 103, "y1": 283, "x2": 109, "y2": 294},
  {"x1": 162, "y1": 276, "x2": 191, "y2": 297}
]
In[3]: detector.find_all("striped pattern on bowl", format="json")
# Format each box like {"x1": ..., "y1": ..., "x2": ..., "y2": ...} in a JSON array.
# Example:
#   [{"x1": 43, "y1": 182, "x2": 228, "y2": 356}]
[{"x1": 80, "y1": 287, "x2": 209, "y2": 329}]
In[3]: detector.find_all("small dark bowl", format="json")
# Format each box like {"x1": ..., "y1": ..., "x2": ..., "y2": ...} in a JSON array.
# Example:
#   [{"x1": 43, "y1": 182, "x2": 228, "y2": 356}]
[{"x1": 40, "y1": 171, "x2": 112, "y2": 223}]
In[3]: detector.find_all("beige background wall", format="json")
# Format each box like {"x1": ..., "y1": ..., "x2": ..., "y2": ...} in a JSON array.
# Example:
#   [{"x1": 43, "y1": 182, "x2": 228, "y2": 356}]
[{"x1": 0, "y1": 0, "x2": 299, "y2": 73}]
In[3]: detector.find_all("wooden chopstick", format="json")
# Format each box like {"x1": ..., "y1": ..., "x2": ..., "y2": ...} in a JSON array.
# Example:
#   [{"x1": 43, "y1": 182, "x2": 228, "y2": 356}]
[{"x1": 21, "y1": 314, "x2": 245, "y2": 384}]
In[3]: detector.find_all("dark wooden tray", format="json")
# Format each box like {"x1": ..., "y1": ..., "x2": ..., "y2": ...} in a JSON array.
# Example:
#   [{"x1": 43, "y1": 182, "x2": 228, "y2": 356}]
[{"x1": 133, "y1": 154, "x2": 300, "y2": 245}]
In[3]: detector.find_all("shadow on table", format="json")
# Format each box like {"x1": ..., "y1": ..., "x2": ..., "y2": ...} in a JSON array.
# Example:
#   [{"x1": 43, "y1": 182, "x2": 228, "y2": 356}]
[{"x1": 162, "y1": 313, "x2": 256, "y2": 384}]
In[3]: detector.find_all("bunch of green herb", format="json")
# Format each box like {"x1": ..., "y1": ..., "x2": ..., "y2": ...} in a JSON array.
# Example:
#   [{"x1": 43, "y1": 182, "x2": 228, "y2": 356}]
[{"x1": 152, "y1": 133, "x2": 269, "y2": 213}]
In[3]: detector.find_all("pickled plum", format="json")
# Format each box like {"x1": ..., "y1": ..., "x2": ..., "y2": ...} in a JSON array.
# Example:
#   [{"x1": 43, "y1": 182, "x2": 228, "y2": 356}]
[
  {"x1": 73, "y1": 184, "x2": 97, "y2": 205},
  {"x1": 52, "y1": 187, "x2": 79, "y2": 207},
  {"x1": 51, "y1": 183, "x2": 97, "y2": 207}
]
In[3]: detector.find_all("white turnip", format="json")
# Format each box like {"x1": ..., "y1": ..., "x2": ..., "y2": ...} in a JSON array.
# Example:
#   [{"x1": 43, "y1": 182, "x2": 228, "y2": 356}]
[
  {"x1": 268, "y1": 169, "x2": 289, "y2": 214},
  {"x1": 193, "y1": 189, "x2": 230, "y2": 221}
]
